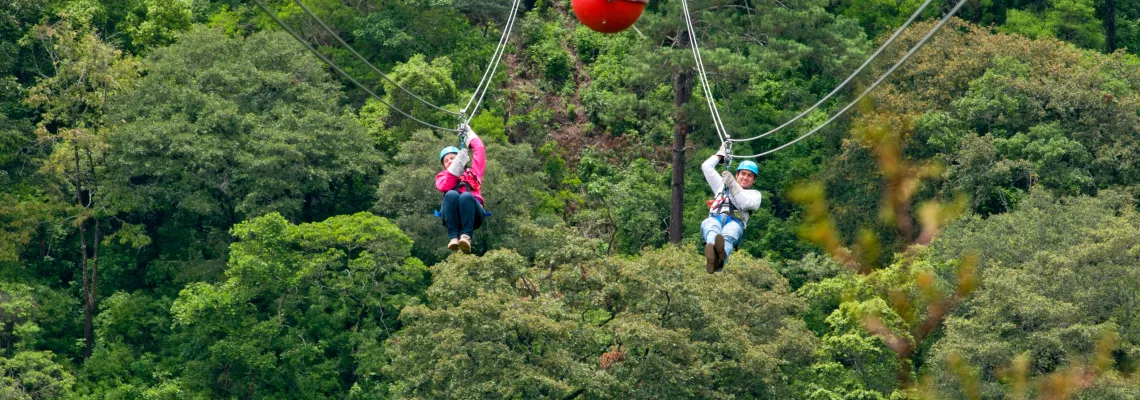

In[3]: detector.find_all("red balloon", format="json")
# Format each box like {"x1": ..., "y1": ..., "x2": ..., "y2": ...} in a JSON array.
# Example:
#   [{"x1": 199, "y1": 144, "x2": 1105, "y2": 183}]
[{"x1": 571, "y1": 0, "x2": 648, "y2": 34}]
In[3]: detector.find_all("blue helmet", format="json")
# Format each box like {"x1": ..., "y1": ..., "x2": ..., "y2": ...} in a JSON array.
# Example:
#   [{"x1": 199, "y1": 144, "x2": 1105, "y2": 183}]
[
  {"x1": 439, "y1": 146, "x2": 460, "y2": 163},
  {"x1": 735, "y1": 160, "x2": 759, "y2": 176}
]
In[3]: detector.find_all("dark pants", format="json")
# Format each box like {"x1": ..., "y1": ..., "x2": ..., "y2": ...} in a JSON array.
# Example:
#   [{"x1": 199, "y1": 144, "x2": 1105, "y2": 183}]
[{"x1": 441, "y1": 190, "x2": 484, "y2": 239}]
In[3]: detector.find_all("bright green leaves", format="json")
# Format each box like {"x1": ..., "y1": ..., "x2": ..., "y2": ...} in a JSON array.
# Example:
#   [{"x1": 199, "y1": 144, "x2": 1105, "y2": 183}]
[
  {"x1": 23, "y1": 19, "x2": 140, "y2": 131},
  {"x1": 0, "y1": 282, "x2": 77, "y2": 400},
  {"x1": 382, "y1": 54, "x2": 459, "y2": 130},
  {"x1": 106, "y1": 28, "x2": 380, "y2": 233},
  {"x1": 1003, "y1": 0, "x2": 1105, "y2": 50},
  {"x1": 170, "y1": 212, "x2": 426, "y2": 399},
  {"x1": 386, "y1": 245, "x2": 815, "y2": 399},
  {"x1": 124, "y1": 0, "x2": 194, "y2": 51},
  {"x1": 953, "y1": 57, "x2": 1036, "y2": 137},
  {"x1": 0, "y1": 350, "x2": 76, "y2": 400},
  {"x1": 993, "y1": 122, "x2": 1093, "y2": 195},
  {"x1": 863, "y1": 21, "x2": 1140, "y2": 215},
  {"x1": 794, "y1": 254, "x2": 958, "y2": 397}
]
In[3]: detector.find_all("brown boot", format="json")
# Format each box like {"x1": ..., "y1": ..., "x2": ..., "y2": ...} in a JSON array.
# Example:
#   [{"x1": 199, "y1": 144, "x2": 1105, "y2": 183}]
[
  {"x1": 705, "y1": 243, "x2": 718, "y2": 274},
  {"x1": 713, "y1": 234, "x2": 726, "y2": 272}
]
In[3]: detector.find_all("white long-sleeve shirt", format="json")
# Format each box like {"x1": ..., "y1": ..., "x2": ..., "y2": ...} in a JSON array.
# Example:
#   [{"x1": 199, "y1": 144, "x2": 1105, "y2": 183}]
[{"x1": 702, "y1": 154, "x2": 762, "y2": 226}]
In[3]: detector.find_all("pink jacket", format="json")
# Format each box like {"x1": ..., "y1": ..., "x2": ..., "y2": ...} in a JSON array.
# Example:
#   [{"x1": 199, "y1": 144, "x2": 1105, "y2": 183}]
[{"x1": 435, "y1": 137, "x2": 486, "y2": 205}]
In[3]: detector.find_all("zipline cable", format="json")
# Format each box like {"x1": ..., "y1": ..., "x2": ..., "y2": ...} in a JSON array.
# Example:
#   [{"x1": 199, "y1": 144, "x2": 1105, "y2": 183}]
[
  {"x1": 463, "y1": 0, "x2": 522, "y2": 124},
  {"x1": 254, "y1": 0, "x2": 462, "y2": 132},
  {"x1": 680, "y1": 0, "x2": 728, "y2": 144},
  {"x1": 292, "y1": 0, "x2": 462, "y2": 116},
  {"x1": 732, "y1": 0, "x2": 967, "y2": 159},
  {"x1": 460, "y1": 0, "x2": 519, "y2": 117},
  {"x1": 463, "y1": 0, "x2": 520, "y2": 116},
  {"x1": 728, "y1": 0, "x2": 935, "y2": 143}
]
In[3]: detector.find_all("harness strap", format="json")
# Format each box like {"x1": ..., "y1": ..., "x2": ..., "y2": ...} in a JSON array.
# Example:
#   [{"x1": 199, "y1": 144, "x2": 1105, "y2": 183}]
[
  {"x1": 710, "y1": 192, "x2": 744, "y2": 226},
  {"x1": 453, "y1": 169, "x2": 482, "y2": 192}
]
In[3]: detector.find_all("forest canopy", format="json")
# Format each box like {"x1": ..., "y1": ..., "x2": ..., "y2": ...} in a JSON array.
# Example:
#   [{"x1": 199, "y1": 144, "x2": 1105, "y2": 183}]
[{"x1": 1, "y1": 0, "x2": 1139, "y2": 398}]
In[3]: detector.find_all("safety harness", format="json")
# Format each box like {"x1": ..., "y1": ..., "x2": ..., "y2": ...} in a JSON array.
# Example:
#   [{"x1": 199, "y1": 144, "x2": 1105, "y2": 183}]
[
  {"x1": 434, "y1": 126, "x2": 491, "y2": 223},
  {"x1": 706, "y1": 151, "x2": 745, "y2": 227},
  {"x1": 708, "y1": 192, "x2": 744, "y2": 227}
]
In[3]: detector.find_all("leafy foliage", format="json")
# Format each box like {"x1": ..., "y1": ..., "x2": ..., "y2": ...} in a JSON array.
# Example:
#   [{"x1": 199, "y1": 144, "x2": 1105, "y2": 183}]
[
  {"x1": 386, "y1": 243, "x2": 816, "y2": 398},
  {"x1": 1, "y1": 0, "x2": 1140, "y2": 398},
  {"x1": 171, "y1": 212, "x2": 427, "y2": 398},
  {"x1": 105, "y1": 28, "x2": 381, "y2": 266},
  {"x1": 928, "y1": 189, "x2": 1140, "y2": 397}
]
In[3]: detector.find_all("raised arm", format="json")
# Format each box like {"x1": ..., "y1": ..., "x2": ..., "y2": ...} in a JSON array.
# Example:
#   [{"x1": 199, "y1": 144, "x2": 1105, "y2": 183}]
[
  {"x1": 468, "y1": 137, "x2": 485, "y2": 180},
  {"x1": 462, "y1": 125, "x2": 486, "y2": 181},
  {"x1": 702, "y1": 153, "x2": 725, "y2": 194}
]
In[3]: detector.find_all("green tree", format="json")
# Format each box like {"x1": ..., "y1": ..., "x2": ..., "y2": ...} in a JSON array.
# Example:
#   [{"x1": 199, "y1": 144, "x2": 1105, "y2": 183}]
[
  {"x1": 928, "y1": 189, "x2": 1140, "y2": 397},
  {"x1": 170, "y1": 212, "x2": 427, "y2": 398},
  {"x1": 124, "y1": 0, "x2": 194, "y2": 51},
  {"x1": 23, "y1": 18, "x2": 141, "y2": 359},
  {"x1": 571, "y1": 154, "x2": 671, "y2": 255},
  {"x1": 843, "y1": 19, "x2": 1140, "y2": 217},
  {"x1": 1004, "y1": 0, "x2": 1105, "y2": 50},
  {"x1": 0, "y1": 282, "x2": 77, "y2": 400},
  {"x1": 386, "y1": 241, "x2": 816, "y2": 398},
  {"x1": 71, "y1": 291, "x2": 178, "y2": 399},
  {"x1": 381, "y1": 54, "x2": 459, "y2": 131},
  {"x1": 105, "y1": 28, "x2": 380, "y2": 273}
]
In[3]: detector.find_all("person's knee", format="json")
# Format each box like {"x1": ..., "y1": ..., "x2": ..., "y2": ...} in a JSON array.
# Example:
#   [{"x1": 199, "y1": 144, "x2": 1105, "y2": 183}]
[
  {"x1": 724, "y1": 224, "x2": 743, "y2": 240},
  {"x1": 445, "y1": 190, "x2": 460, "y2": 200},
  {"x1": 459, "y1": 192, "x2": 475, "y2": 202},
  {"x1": 700, "y1": 217, "x2": 718, "y2": 229}
]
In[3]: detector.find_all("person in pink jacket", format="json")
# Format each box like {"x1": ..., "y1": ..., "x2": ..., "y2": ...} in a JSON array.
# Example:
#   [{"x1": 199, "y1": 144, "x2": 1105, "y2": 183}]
[{"x1": 435, "y1": 125, "x2": 486, "y2": 253}]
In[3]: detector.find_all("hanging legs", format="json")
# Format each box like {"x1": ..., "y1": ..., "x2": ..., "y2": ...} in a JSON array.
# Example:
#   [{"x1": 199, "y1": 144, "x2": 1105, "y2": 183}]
[
  {"x1": 456, "y1": 192, "x2": 483, "y2": 253},
  {"x1": 700, "y1": 216, "x2": 743, "y2": 274},
  {"x1": 441, "y1": 190, "x2": 462, "y2": 250},
  {"x1": 440, "y1": 190, "x2": 485, "y2": 254}
]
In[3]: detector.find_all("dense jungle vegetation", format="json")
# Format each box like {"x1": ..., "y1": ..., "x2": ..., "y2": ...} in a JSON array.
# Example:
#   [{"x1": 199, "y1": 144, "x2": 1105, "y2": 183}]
[{"x1": 2, "y1": 0, "x2": 1139, "y2": 398}]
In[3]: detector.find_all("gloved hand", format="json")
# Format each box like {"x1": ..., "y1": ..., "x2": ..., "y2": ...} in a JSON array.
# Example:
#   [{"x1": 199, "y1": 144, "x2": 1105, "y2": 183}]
[
  {"x1": 460, "y1": 124, "x2": 480, "y2": 148},
  {"x1": 714, "y1": 143, "x2": 727, "y2": 159},
  {"x1": 447, "y1": 149, "x2": 471, "y2": 177},
  {"x1": 721, "y1": 170, "x2": 742, "y2": 195}
]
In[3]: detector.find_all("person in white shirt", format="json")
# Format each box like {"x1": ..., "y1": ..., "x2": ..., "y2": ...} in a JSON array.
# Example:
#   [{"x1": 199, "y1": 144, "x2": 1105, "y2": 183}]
[{"x1": 700, "y1": 145, "x2": 762, "y2": 273}]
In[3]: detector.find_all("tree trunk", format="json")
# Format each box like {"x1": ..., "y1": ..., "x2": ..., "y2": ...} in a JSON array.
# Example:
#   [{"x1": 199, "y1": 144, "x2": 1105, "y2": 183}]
[
  {"x1": 669, "y1": 32, "x2": 694, "y2": 244},
  {"x1": 74, "y1": 145, "x2": 94, "y2": 359},
  {"x1": 1106, "y1": 0, "x2": 1117, "y2": 52},
  {"x1": 92, "y1": 218, "x2": 99, "y2": 344},
  {"x1": 80, "y1": 218, "x2": 93, "y2": 359}
]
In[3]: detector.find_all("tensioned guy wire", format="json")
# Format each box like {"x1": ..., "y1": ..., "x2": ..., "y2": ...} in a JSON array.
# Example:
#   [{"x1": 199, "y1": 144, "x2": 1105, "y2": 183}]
[
  {"x1": 255, "y1": 0, "x2": 461, "y2": 132},
  {"x1": 733, "y1": 0, "x2": 968, "y2": 159}
]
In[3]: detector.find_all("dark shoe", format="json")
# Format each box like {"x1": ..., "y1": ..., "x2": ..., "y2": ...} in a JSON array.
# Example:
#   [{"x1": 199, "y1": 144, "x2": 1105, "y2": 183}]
[
  {"x1": 458, "y1": 234, "x2": 472, "y2": 254},
  {"x1": 713, "y1": 234, "x2": 726, "y2": 272},
  {"x1": 705, "y1": 243, "x2": 718, "y2": 274}
]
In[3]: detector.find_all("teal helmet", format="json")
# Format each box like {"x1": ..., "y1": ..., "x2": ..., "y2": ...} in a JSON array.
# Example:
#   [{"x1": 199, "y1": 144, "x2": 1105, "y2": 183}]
[
  {"x1": 439, "y1": 146, "x2": 460, "y2": 163},
  {"x1": 735, "y1": 160, "x2": 759, "y2": 176}
]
